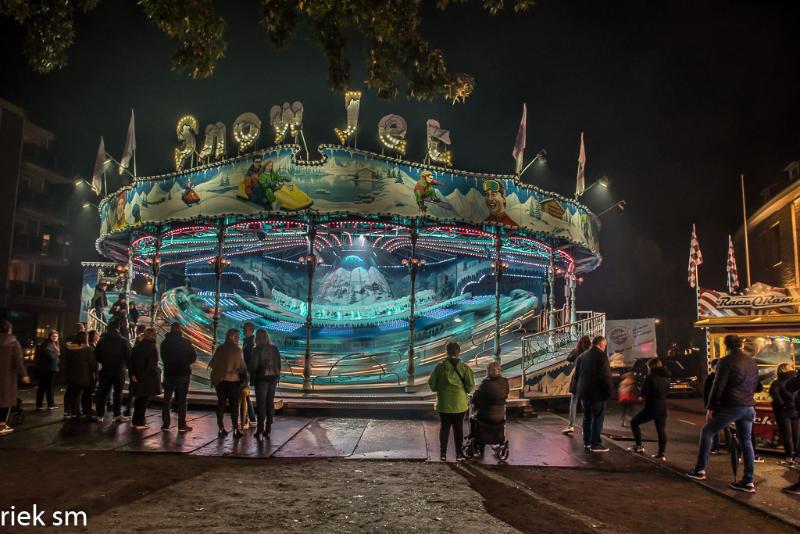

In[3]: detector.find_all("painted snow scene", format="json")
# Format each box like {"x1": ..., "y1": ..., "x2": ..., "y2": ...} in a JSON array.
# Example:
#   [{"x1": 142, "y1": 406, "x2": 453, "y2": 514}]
[{"x1": 98, "y1": 145, "x2": 599, "y2": 254}]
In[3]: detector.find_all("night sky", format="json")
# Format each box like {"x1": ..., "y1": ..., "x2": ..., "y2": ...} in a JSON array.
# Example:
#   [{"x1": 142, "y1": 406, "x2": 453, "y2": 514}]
[{"x1": 1, "y1": 0, "x2": 799, "y2": 344}]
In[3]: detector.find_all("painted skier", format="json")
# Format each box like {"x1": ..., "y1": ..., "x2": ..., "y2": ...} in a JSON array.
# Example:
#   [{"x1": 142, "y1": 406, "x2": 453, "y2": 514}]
[{"x1": 414, "y1": 170, "x2": 443, "y2": 212}]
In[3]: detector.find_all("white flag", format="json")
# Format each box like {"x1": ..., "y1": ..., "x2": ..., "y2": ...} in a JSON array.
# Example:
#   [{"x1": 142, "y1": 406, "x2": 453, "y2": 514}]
[
  {"x1": 575, "y1": 131, "x2": 586, "y2": 197},
  {"x1": 119, "y1": 109, "x2": 136, "y2": 176},
  {"x1": 91, "y1": 137, "x2": 109, "y2": 195},
  {"x1": 513, "y1": 103, "x2": 527, "y2": 175}
]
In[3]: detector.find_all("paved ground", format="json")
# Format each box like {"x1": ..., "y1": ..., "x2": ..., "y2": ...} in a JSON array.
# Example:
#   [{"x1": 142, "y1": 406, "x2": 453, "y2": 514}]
[{"x1": 0, "y1": 390, "x2": 797, "y2": 532}]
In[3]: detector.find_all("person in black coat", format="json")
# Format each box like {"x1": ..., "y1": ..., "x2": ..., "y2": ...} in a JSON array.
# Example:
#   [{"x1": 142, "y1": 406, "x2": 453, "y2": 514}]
[
  {"x1": 160, "y1": 323, "x2": 197, "y2": 432},
  {"x1": 94, "y1": 321, "x2": 131, "y2": 421},
  {"x1": 573, "y1": 336, "x2": 613, "y2": 452},
  {"x1": 473, "y1": 361, "x2": 509, "y2": 425},
  {"x1": 628, "y1": 358, "x2": 671, "y2": 459},
  {"x1": 129, "y1": 327, "x2": 161, "y2": 429},
  {"x1": 35, "y1": 330, "x2": 61, "y2": 410},
  {"x1": 769, "y1": 363, "x2": 798, "y2": 462},
  {"x1": 63, "y1": 332, "x2": 98, "y2": 421}
]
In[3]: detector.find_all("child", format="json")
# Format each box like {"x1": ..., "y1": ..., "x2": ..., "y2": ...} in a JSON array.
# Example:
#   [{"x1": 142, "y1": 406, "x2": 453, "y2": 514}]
[
  {"x1": 627, "y1": 358, "x2": 671, "y2": 460},
  {"x1": 618, "y1": 372, "x2": 637, "y2": 427}
]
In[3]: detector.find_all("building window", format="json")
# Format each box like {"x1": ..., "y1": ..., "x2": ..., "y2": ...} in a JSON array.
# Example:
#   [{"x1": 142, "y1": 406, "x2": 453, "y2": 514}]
[{"x1": 40, "y1": 233, "x2": 50, "y2": 256}]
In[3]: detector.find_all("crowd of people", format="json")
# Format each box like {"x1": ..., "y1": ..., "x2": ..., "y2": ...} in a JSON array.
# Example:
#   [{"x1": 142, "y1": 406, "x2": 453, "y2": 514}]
[
  {"x1": 2, "y1": 314, "x2": 800, "y2": 498},
  {"x1": 0, "y1": 317, "x2": 283, "y2": 441}
]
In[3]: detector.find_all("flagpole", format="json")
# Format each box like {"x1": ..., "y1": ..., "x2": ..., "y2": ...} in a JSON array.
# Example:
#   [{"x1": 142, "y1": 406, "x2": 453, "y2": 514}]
[{"x1": 740, "y1": 174, "x2": 752, "y2": 288}]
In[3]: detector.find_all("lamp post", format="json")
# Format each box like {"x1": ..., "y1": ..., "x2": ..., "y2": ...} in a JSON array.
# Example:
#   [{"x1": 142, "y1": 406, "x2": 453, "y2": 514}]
[
  {"x1": 597, "y1": 200, "x2": 626, "y2": 217},
  {"x1": 207, "y1": 254, "x2": 230, "y2": 353},
  {"x1": 300, "y1": 216, "x2": 320, "y2": 393},
  {"x1": 576, "y1": 176, "x2": 609, "y2": 199},
  {"x1": 403, "y1": 226, "x2": 424, "y2": 386},
  {"x1": 149, "y1": 229, "x2": 162, "y2": 327},
  {"x1": 547, "y1": 248, "x2": 556, "y2": 351},
  {"x1": 491, "y1": 253, "x2": 508, "y2": 363},
  {"x1": 518, "y1": 149, "x2": 547, "y2": 179}
]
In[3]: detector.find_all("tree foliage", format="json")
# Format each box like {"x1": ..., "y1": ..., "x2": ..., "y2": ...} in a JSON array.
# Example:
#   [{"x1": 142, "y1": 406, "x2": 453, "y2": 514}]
[{"x1": 1, "y1": 0, "x2": 533, "y2": 103}]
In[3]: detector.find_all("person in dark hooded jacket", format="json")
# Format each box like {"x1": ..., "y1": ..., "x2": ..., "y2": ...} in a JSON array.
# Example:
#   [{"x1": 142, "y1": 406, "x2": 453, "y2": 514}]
[
  {"x1": 129, "y1": 327, "x2": 161, "y2": 429},
  {"x1": 574, "y1": 335, "x2": 613, "y2": 452},
  {"x1": 159, "y1": 323, "x2": 197, "y2": 432},
  {"x1": 94, "y1": 321, "x2": 131, "y2": 421},
  {"x1": 769, "y1": 363, "x2": 798, "y2": 463},
  {"x1": 627, "y1": 358, "x2": 671, "y2": 460},
  {"x1": 63, "y1": 332, "x2": 98, "y2": 421}
]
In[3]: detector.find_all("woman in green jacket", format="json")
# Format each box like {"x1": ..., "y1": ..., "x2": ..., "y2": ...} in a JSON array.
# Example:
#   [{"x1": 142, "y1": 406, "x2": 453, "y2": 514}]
[{"x1": 428, "y1": 341, "x2": 475, "y2": 461}]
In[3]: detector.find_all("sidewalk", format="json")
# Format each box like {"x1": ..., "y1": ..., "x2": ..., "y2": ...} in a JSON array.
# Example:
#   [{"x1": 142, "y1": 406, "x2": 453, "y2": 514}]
[{"x1": 601, "y1": 398, "x2": 800, "y2": 529}]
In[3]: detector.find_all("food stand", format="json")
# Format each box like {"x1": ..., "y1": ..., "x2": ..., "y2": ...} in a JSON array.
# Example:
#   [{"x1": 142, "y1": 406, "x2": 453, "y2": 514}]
[{"x1": 694, "y1": 283, "x2": 800, "y2": 451}]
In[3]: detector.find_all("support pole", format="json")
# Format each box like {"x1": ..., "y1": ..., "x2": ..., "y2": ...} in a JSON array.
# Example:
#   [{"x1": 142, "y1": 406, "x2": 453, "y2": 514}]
[
  {"x1": 740, "y1": 174, "x2": 752, "y2": 288},
  {"x1": 494, "y1": 231, "x2": 503, "y2": 362},
  {"x1": 569, "y1": 269, "x2": 577, "y2": 328},
  {"x1": 407, "y1": 225, "x2": 419, "y2": 386},
  {"x1": 302, "y1": 213, "x2": 317, "y2": 393},
  {"x1": 211, "y1": 221, "x2": 226, "y2": 354},
  {"x1": 547, "y1": 248, "x2": 556, "y2": 351},
  {"x1": 149, "y1": 229, "x2": 162, "y2": 327}
]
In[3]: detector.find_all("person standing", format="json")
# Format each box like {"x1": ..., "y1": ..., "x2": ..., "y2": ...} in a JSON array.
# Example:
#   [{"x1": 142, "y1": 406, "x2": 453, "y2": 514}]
[
  {"x1": 250, "y1": 328, "x2": 281, "y2": 440},
  {"x1": 0, "y1": 321, "x2": 29, "y2": 435},
  {"x1": 92, "y1": 282, "x2": 108, "y2": 322},
  {"x1": 241, "y1": 322, "x2": 257, "y2": 429},
  {"x1": 94, "y1": 321, "x2": 131, "y2": 422},
  {"x1": 209, "y1": 328, "x2": 248, "y2": 438},
  {"x1": 769, "y1": 363, "x2": 798, "y2": 464},
  {"x1": 110, "y1": 295, "x2": 129, "y2": 339},
  {"x1": 160, "y1": 323, "x2": 197, "y2": 432},
  {"x1": 428, "y1": 341, "x2": 475, "y2": 462},
  {"x1": 35, "y1": 330, "x2": 60, "y2": 411},
  {"x1": 627, "y1": 358, "x2": 671, "y2": 460},
  {"x1": 63, "y1": 331, "x2": 98, "y2": 421},
  {"x1": 129, "y1": 327, "x2": 161, "y2": 430},
  {"x1": 687, "y1": 334, "x2": 759, "y2": 493},
  {"x1": 563, "y1": 335, "x2": 591, "y2": 434},
  {"x1": 574, "y1": 335, "x2": 613, "y2": 452}
]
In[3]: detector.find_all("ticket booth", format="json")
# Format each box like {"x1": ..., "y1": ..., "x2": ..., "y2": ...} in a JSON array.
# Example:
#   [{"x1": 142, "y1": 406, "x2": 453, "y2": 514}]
[{"x1": 695, "y1": 284, "x2": 800, "y2": 451}]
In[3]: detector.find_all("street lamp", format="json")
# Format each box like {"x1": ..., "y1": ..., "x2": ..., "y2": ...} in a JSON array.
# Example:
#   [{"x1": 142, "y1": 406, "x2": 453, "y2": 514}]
[
  {"x1": 518, "y1": 149, "x2": 547, "y2": 178},
  {"x1": 597, "y1": 200, "x2": 626, "y2": 217},
  {"x1": 578, "y1": 176, "x2": 610, "y2": 198}
]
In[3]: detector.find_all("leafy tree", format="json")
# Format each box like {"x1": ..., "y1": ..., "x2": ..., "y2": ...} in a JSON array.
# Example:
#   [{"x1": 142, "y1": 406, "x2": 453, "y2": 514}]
[{"x1": 1, "y1": 0, "x2": 533, "y2": 103}]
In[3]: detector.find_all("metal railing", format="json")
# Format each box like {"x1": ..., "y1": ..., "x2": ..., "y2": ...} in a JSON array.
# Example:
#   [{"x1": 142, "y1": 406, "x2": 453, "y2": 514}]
[
  {"x1": 520, "y1": 311, "x2": 605, "y2": 387},
  {"x1": 86, "y1": 309, "x2": 108, "y2": 334}
]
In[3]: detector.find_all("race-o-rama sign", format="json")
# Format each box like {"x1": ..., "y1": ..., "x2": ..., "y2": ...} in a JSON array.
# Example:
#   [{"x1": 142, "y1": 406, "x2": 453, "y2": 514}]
[
  {"x1": 699, "y1": 283, "x2": 800, "y2": 317},
  {"x1": 96, "y1": 145, "x2": 601, "y2": 269}
]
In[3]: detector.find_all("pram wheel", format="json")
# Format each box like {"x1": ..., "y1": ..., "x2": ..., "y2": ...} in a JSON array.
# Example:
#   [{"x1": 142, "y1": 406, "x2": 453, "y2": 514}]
[
  {"x1": 494, "y1": 440, "x2": 509, "y2": 462},
  {"x1": 463, "y1": 438, "x2": 475, "y2": 459}
]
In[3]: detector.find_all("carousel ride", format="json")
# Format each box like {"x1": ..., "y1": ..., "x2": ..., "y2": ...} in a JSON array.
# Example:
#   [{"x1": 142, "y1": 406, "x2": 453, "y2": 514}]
[{"x1": 84, "y1": 106, "x2": 604, "y2": 406}]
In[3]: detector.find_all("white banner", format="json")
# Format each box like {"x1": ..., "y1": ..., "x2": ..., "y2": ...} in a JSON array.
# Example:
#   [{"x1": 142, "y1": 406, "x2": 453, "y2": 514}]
[{"x1": 606, "y1": 318, "x2": 657, "y2": 366}]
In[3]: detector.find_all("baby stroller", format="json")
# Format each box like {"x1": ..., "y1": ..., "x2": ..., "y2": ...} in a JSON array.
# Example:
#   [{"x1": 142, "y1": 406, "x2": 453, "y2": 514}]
[{"x1": 463, "y1": 396, "x2": 509, "y2": 461}]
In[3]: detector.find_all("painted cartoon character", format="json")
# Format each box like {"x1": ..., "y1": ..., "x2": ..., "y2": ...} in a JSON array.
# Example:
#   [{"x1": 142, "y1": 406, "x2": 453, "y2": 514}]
[
  {"x1": 112, "y1": 191, "x2": 127, "y2": 230},
  {"x1": 257, "y1": 160, "x2": 288, "y2": 210},
  {"x1": 482, "y1": 178, "x2": 518, "y2": 226},
  {"x1": 181, "y1": 179, "x2": 201, "y2": 205},
  {"x1": 414, "y1": 170, "x2": 443, "y2": 212}
]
